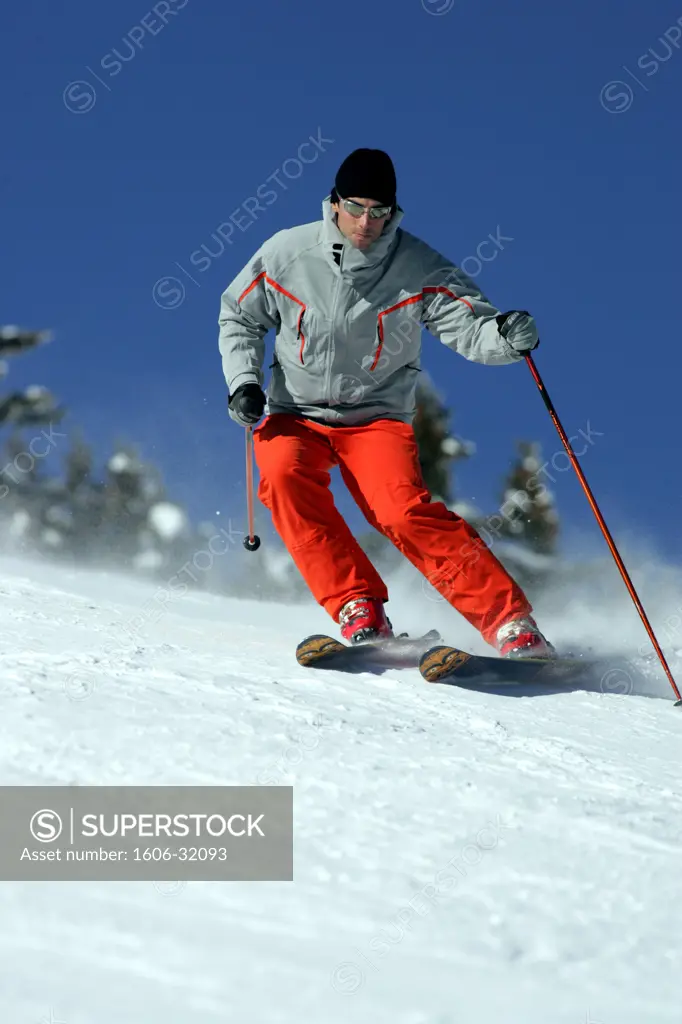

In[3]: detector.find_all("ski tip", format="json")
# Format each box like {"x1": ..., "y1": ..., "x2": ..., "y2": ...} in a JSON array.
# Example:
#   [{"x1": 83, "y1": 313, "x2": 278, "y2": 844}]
[
  {"x1": 295, "y1": 634, "x2": 346, "y2": 667},
  {"x1": 419, "y1": 645, "x2": 473, "y2": 683}
]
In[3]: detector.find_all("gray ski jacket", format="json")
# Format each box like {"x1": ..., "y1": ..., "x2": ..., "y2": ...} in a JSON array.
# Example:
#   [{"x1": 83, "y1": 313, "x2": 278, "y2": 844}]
[{"x1": 219, "y1": 198, "x2": 529, "y2": 426}]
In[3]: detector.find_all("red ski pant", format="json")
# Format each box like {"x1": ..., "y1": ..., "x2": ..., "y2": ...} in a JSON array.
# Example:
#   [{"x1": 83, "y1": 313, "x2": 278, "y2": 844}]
[{"x1": 253, "y1": 414, "x2": 531, "y2": 646}]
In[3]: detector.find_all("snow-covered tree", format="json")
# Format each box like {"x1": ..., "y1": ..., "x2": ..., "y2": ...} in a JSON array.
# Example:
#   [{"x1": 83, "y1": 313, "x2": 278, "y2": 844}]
[
  {"x1": 0, "y1": 325, "x2": 61, "y2": 428},
  {"x1": 498, "y1": 441, "x2": 560, "y2": 555},
  {"x1": 412, "y1": 375, "x2": 475, "y2": 504},
  {"x1": 0, "y1": 324, "x2": 217, "y2": 590}
]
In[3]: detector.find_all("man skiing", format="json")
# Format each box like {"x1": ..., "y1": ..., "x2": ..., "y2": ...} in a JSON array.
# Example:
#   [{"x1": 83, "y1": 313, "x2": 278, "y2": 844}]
[{"x1": 218, "y1": 147, "x2": 555, "y2": 659}]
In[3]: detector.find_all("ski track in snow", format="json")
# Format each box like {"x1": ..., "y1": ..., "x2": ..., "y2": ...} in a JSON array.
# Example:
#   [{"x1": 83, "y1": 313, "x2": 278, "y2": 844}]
[{"x1": 0, "y1": 554, "x2": 681, "y2": 1023}]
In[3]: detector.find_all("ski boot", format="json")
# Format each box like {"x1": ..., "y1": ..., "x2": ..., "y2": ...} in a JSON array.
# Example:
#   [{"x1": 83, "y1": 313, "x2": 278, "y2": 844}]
[
  {"x1": 496, "y1": 616, "x2": 556, "y2": 660},
  {"x1": 339, "y1": 598, "x2": 393, "y2": 645}
]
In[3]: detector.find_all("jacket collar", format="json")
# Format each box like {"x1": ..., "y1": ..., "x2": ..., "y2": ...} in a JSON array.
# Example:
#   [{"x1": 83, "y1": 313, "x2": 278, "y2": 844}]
[{"x1": 321, "y1": 196, "x2": 404, "y2": 276}]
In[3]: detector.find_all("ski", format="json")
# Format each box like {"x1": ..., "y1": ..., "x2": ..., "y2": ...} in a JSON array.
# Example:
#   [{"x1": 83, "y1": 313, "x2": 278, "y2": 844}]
[
  {"x1": 418, "y1": 644, "x2": 604, "y2": 688},
  {"x1": 296, "y1": 631, "x2": 618, "y2": 694},
  {"x1": 295, "y1": 629, "x2": 442, "y2": 671}
]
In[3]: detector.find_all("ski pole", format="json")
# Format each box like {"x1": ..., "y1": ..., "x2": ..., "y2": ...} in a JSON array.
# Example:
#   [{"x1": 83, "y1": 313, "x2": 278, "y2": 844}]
[
  {"x1": 243, "y1": 426, "x2": 261, "y2": 552},
  {"x1": 524, "y1": 353, "x2": 681, "y2": 704}
]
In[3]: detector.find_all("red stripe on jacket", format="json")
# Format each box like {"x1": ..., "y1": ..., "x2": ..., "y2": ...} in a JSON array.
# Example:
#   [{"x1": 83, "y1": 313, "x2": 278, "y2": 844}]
[
  {"x1": 370, "y1": 289, "x2": 475, "y2": 371},
  {"x1": 370, "y1": 294, "x2": 423, "y2": 371},
  {"x1": 238, "y1": 274, "x2": 307, "y2": 364}
]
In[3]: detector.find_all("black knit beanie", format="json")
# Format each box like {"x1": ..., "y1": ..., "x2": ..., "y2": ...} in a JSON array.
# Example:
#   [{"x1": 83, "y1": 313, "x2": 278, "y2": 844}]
[{"x1": 332, "y1": 148, "x2": 397, "y2": 207}]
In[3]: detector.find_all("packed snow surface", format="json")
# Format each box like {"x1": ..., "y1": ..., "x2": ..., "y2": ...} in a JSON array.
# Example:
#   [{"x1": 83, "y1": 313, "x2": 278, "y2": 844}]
[{"x1": 1, "y1": 551, "x2": 681, "y2": 1024}]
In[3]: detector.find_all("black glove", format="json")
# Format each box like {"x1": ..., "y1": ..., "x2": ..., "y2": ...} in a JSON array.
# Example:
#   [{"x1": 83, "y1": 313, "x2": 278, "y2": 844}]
[
  {"x1": 496, "y1": 310, "x2": 540, "y2": 353},
  {"x1": 228, "y1": 382, "x2": 266, "y2": 426}
]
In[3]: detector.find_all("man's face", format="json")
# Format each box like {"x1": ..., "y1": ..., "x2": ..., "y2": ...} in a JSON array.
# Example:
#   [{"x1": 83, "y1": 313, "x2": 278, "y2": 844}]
[{"x1": 332, "y1": 196, "x2": 392, "y2": 250}]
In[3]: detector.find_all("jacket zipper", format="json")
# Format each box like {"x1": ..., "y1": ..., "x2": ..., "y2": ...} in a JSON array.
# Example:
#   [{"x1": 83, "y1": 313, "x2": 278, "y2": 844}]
[
  {"x1": 326, "y1": 275, "x2": 343, "y2": 401},
  {"x1": 369, "y1": 319, "x2": 384, "y2": 372},
  {"x1": 296, "y1": 308, "x2": 306, "y2": 364}
]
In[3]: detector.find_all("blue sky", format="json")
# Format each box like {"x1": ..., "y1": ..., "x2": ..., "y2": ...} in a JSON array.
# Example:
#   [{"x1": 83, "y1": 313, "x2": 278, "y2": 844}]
[{"x1": 2, "y1": 0, "x2": 681, "y2": 571}]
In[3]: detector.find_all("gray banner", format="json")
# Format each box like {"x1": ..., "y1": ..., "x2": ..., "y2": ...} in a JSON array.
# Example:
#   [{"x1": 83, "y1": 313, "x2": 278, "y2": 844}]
[{"x1": 0, "y1": 786, "x2": 293, "y2": 881}]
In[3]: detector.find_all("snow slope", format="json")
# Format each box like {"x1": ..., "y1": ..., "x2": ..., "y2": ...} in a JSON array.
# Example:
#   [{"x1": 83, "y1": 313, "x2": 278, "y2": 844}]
[{"x1": 1, "y1": 551, "x2": 681, "y2": 1024}]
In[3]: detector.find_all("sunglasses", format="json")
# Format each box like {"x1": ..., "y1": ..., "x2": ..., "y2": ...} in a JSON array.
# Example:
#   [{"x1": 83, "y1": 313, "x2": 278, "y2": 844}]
[{"x1": 337, "y1": 195, "x2": 393, "y2": 220}]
